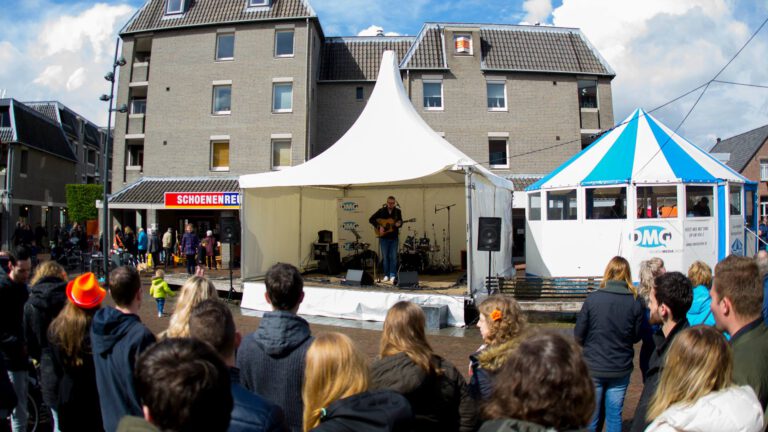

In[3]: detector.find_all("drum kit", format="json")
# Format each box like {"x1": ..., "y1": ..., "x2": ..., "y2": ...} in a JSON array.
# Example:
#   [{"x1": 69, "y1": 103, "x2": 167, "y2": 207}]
[{"x1": 399, "y1": 224, "x2": 452, "y2": 274}]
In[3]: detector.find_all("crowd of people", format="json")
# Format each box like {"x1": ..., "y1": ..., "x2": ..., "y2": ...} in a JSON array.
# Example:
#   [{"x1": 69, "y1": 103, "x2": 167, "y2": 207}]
[{"x1": 1, "y1": 247, "x2": 768, "y2": 431}]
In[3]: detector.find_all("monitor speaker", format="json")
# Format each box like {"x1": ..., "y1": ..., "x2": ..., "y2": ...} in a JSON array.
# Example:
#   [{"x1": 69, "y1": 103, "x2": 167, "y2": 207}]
[
  {"x1": 221, "y1": 217, "x2": 240, "y2": 244},
  {"x1": 343, "y1": 269, "x2": 373, "y2": 287},
  {"x1": 477, "y1": 217, "x2": 502, "y2": 252},
  {"x1": 397, "y1": 271, "x2": 419, "y2": 289}
]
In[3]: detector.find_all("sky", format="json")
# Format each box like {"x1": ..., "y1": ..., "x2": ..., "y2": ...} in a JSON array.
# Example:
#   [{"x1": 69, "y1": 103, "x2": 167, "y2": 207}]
[{"x1": 1, "y1": 0, "x2": 767, "y2": 150}]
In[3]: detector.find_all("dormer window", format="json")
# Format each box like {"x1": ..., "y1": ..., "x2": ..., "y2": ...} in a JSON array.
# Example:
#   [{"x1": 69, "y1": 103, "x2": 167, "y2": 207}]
[
  {"x1": 166, "y1": 0, "x2": 185, "y2": 14},
  {"x1": 248, "y1": 0, "x2": 270, "y2": 7}
]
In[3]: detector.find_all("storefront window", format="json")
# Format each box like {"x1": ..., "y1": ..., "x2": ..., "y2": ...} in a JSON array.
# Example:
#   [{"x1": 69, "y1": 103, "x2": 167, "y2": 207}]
[
  {"x1": 636, "y1": 186, "x2": 678, "y2": 219},
  {"x1": 686, "y1": 185, "x2": 714, "y2": 218},
  {"x1": 730, "y1": 185, "x2": 742, "y2": 216},
  {"x1": 547, "y1": 189, "x2": 578, "y2": 220},
  {"x1": 586, "y1": 187, "x2": 626, "y2": 219},
  {"x1": 529, "y1": 193, "x2": 541, "y2": 221}
]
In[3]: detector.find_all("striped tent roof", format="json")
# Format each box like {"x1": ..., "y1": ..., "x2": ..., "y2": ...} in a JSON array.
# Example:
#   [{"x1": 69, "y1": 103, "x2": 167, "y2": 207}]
[{"x1": 527, "y1": 108, "x2": 749, "y2": 191}]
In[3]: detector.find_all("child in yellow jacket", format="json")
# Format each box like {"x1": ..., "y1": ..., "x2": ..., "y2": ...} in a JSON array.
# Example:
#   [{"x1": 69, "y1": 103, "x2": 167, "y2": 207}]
[{"x1": 149, "y1": 269, "x2": 175, "y2": 317}]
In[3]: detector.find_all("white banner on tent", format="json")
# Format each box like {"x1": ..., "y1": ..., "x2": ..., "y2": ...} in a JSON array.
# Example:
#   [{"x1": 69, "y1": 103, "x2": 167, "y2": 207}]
[{"x1": 337, "y1": 197, "x2": 368, "y2": 257}]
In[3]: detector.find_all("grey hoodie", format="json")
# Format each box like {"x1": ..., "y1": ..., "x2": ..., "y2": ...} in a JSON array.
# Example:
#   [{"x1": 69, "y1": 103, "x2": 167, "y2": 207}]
[{"x1": 237, "y1": 311, "x2": 313, "y2": 432}]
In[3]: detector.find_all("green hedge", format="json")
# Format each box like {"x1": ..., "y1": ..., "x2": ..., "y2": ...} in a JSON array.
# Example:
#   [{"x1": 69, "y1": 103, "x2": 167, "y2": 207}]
[{"x1": 65, "y1": 184, "x2": 103, "y2": 223}]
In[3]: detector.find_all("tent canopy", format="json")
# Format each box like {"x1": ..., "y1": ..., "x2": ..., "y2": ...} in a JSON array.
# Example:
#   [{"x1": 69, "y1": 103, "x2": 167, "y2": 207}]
[
  {"x1": 240, "y1": 51, "x2": 512, "y2": 190},
  {"x1": 527, "y1": 108, "x2": 750, "y2": 191}
]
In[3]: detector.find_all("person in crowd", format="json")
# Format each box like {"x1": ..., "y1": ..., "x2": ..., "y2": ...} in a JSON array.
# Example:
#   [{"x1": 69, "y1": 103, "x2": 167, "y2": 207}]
[
  {"x1": 113, "y1": 226, "x2": 125, "y2": 251},
  {"x1": 23, "y1": 261, "x2": 68, "y2": 363},
  {"x1": 711, "y1": 255, "x2": 768, "y2": 419},
  {"x1": 637, "y1": 257, "x2": 665, "y2": 380},
  {"x1": 91, "y1": 266, "x2": 156, "y2": 432},
  {"x1": 162, "y1": 275, "x2": 216, "y2": 338},
  {"x1": 468, "y1": 295, "x2": 526, "y2": 400},
  {"x1": 189, "y1": 299, "x2": 288, "y2": 432},
  {"x1": 34, "y1": 223, "x2": 47, "y2": 252},
  {"x1": 117, "y1": 338, "x2": 233, "y2": 432},
  {"x1": 162, "y1": 228, "x2": 173, "y2": 268},
  {"x1": 574, "y1": 255, "x2": 643, "y2": 432},
  {"x1": 147, "y1": 228, "x2": 161, "y2": 269},
  {"x1": 630, "y1": 271, "x2": 692, "y2": 432},
  {"x1": 370, "y1": 301, "x2": 476, "y2": 432},
  {"x1": 687, "y1": 260, "x2": 715, "y2": 326},
  {"x1": 137, "y1": 227, "x2": 147, "y2": 264},
  {"x1": 149, "y1": 269, "x2": 175, "y2": 318},
  {"x1": 180, "y1": 223, "x2": 200, "y2": 275},
  {"x1": 197, "y1": 237, "x2": 208, "y2": 276},
  {"x1": 757, "y1": 250, "x2": 768, "y2": 323},
  {"x1": 369, "y1": 196, "x2": 404, "y2": 282},
  {"x1": 645, "y1": 326, "x2": 764, "y2": 432},
  {"x1": 42, "y1": 272, "x2": 106, "y2": 431},
  {"x1": 123, "y1": 226, "x2": 137, "y2": 262},
  {"x1": 0, "y1": 247, "x2": 32, "y2": 432},
  {"x1": 238, "y1": 263, "x2": 313, "y2": 432},
  {"x1": 480, "y1": 330, "x2": 594, "y2": 432},
  {"x1": 303, "y1": 332, "x2": 412, "y2": 432},
  {"x1": 204, "y1": 230, "x2": 218, "y2": 270},
  {"x1": 760, "y1": 218, "x2": 768, "y2": 251}
]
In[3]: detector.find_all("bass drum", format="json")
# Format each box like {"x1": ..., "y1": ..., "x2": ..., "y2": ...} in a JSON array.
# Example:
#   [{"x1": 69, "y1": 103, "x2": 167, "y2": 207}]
[
  {"x1": 399, "y1": 252, "x2": 427, "y2": 273},
  {"x1": 403, "y1": 235, "x2": 416, "y2": 251}
]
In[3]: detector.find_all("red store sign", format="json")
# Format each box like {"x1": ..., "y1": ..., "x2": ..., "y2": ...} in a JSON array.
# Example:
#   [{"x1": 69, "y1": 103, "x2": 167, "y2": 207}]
[{"x1": 164, "y1": 192, "x2": 240, "y2": 209}]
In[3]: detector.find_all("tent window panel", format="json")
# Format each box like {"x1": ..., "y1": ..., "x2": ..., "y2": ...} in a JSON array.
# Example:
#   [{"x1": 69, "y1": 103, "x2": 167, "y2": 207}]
[
  {"x1": 637, "y1": 186, "x2": 677, "y2": 219},
  {"x1": 272, "y1": 139, "x2": 291, "y2": 170},
  {"x1": 586, "y1": 187, "x2": 626, "y2": 219},
  {"x1": 547, "y1": 189, "x2": 577, "y2": 220},
  {"x1": 529, "y1": 193, "x2": 541, "y2": 221},
  {"x1": 729, "y1": 185, "x2": 742, "y2": 216},
  {"x1": 210, "y1": 140, "x2": 229, "y2": 171},
  {"x1": 686, "y1": 185, "x2": 713, "y2": 218}
]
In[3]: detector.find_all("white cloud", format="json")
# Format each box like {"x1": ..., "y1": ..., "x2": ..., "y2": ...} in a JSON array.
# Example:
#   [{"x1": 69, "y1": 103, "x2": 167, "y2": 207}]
[
  {"x1": 522, "y1": 0, "x2": 552, "y2": 25},
  {"x1": 33, "y1": 65, "x2": 65, "y2": 88},
  {"x1": 0, "y1": 42, "x2": 20, "y2": 75},
  {"x1": 66, "y1": 67, "x2": 87, "y2": 91},
  {"x1": 357, "y1": 25, "x2": 400, "y2": 37}
]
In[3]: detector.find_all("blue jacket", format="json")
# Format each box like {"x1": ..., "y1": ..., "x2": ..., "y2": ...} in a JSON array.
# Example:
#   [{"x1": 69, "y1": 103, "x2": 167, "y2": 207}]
[
  {"x1": 229, "y1": 368, "x2": 288, "y2": 432},
  {"x1": 137, "y1": 231, "x2": 147, "y2": 251},
  {"x1": 180, "y1": 232, "x2": 200, "y2": 256},
  {"x1": 91, "y1": 307, "x2": 156, "y2": 432},
  {"x1": 688, "y1": 285, "x2": 715, "y2": 326}
]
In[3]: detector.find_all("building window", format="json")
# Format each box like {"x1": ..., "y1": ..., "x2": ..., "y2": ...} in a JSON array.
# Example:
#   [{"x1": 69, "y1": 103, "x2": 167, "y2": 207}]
[
  {"x1": 487, "y1": 81, "x2": 506, "y2": 110},
  {"x1": 547, "y1": 189, "x2": 578, "y2": 220},
  {"x1": 210, "y1": 140, "x2": 229, "y2": 171},
  {"x1": 248, "y1": 0, "x2": 270, "y2": 6},
  {"x1": 19, "y1": 150, "x2": 28, "y2": 175},
  {"x1": 87, "y1": 149, "x2": 97, "y2": 165},
  {"x1": 586, "y1": 187, "x2": 626, "y2": 219},
  {"x1": 166, "y1": 0, "x2": 185, "y2": 14},
  {"x1": 130, "y1": 99, "x2": 146, "y2": 114},
  {"x1": 216, "y1": 33, "x2": 235, "y2": 61},
  {"x1": 272, "y1": 83, "x2": 293, "y2": 113},
  {"x1": 356, "y1": 87, "x2": 364, "y2": 101},
  {"x1": 686, "y1": 185, "x2": 713, "y2": 218},
  {"x1": 454, "y1": 33, "x2": 472, "y2": 55},
  {"x1": 488, "y1": 138, "x2": 508, "y2": 169},
  {"x1": 761, "y1": 159, "x2": 768, "y2": 181},
  {"x1": 423, "y1": 81, "x2": 443, "y2": 110},
  {"x1": 578, "y1": 79, "x2": 598, "y2": 109},
  {"x1": 127, "y1": 145, "x2": 143, "y2": 168},
  {"x1": 271, "y1": 139, "x2": 291, "y2": 170},
  {"x1": 529, "y1": 193, "x2": 541, "y2": 221},
  {"x1": 274, "y1": 30, "x2": 294, "y2": 57},
  {"x1": 730, "y1": 185, "x2": 742, "y2": 216},
  {"x1": 0, "y1": 108, "x2": 10, "y2": 127},
  {"x1": 212, "y1": 85, "x2": 232, "y2": 115}
]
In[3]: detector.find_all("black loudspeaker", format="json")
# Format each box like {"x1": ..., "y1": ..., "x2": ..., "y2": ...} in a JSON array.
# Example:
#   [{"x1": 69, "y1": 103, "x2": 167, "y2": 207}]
[
  {"x1": 318, "y1": 230, "x2": 333, "y2": 244},
  {"x1": 397, "y1": 271, "x2": 419, "y2": 289},
  {"x1": 343, "y1": 269, "x2": 373, "y2": 287},
  {"x1": 477, "y1": 217, "x2": 502, "y2": 252},
  {"x1": 221, "y1": 217, "x2": 240, "y2": 244},
  {"x1": 318, "y1": 250, "x2": 341, "y2": 275}
]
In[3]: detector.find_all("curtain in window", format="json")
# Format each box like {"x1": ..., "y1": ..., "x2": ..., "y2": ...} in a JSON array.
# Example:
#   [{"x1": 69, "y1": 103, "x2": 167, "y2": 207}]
[
  {"x1": 273, "y1": 84, "x2": 292, "y2": 111},
  {"x1": 272, "y1": 140, "x2": 291, "y2": 167},
  {"x1": 487, "y1": 83, "x2": 505, "y2": 108},
  {"x1": 212, "y1": 141, "x2": 229, "y2": 168}
]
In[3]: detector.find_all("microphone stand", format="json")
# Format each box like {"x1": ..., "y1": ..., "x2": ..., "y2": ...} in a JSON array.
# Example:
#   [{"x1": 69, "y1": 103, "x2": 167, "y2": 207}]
[{"x1": 434, "y1": 204, "x2": 456, "y2": 270}]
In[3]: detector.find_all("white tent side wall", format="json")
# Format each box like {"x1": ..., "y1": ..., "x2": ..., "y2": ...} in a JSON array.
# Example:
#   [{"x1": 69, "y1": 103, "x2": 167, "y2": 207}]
[{"x1": 469, "y1": 173, "x2": 514, "y2": 290}]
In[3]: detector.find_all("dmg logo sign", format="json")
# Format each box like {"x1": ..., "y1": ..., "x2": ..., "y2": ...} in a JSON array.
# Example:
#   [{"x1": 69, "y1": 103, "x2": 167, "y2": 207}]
[
  {"x1": 731, "y1": 238, "x2": 744, "y2": 255},
  {"x1": 340, "y1": 201, "x2": 358, "y2": 211},
  {"x1": 631, "y1": 226, "x2": 672, "y2": 248},
  {"x1": 342, "y1": 221, "x2": 359, "y2": 231}
]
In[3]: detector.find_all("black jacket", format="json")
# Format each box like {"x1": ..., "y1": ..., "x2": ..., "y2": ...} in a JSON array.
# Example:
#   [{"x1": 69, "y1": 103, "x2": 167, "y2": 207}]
[
  {"x1": 630, "y1": 319, "x2": 689, "y2": 432},
  {"x1": 574, "y1": 281, "x2": 643, "y2": 378},
  {"x1": 369, "y1": 207, "x2": 403, "y2": 239},
  {"x1": 370, "y1": 352, "x2": 477, "y2": 432},
  {"x1": 0, "y1": 274, "x2": 29, "y2": 370},
  {"x1": 468, "y1": 338, "x2": 522, "y2": 401},
  {"x1": 24, "y1": 276, "x2": 67, "y2": 362},
  {"x1": 312, "y1": 390, "x2": 412, "y2": 432},
  {"x1": 147, "y1": 233, "x2": 161, "y2": 254},
  {"x1": 237, "y1": 311, "x2": 313, "y2": 432},
  {"x1": 229, "y1": 367, "x2": 288, "y2": 432},
  {"x1": 91, "y1": 307, "x2": 156, "y2": 432}
]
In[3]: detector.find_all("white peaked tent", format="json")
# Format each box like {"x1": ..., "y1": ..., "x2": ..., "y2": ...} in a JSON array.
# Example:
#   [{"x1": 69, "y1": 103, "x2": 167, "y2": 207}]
[{"x1": 239, "y1": 51, "x2": 514, "y2": 295}]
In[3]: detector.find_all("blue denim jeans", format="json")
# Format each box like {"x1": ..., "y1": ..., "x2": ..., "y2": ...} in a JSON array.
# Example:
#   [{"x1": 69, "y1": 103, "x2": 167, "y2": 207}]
[
  {"x1": 379, "y1": 237, "x2": 398, "y2": 278},
  {"x1": 155, "y1": 298, "x2": 166, "y2": 315},
  {"x1": 590, "y1": 374, "x2": 630, "y2": 432}
]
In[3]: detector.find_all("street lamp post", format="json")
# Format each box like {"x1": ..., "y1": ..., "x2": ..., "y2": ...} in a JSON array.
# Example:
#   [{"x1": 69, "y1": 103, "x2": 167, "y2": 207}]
[{"x1": 100, "y1": 38, "x2": 127, "y2": 286}]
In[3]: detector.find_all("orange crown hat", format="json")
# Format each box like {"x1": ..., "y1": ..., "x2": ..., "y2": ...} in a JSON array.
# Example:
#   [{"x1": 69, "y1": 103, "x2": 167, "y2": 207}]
[{"x1": 66, "y1": 272, "x2": 106, "y2": 309}]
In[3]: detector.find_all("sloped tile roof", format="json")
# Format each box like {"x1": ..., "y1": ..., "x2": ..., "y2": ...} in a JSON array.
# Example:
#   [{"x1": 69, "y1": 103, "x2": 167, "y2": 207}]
[
  {"x1": 319, "y1": 37, "x2": 414, "y2": 81},
  {"x1": 25, "y1": 102, "x2": 59, "y2": 123},
  {"x1": 509, "y1": 176, "x2": 543, "y2": 191},
  {"x1": 122, "y1": 0, "x2": 315, "y2": 35},
  {"x1": 401, "y1": 27, "x2": 445, "y2": 69},
  {"x1": 0, "y1": 128, "x2": 13, "y2": 143},
  {"x1": 710, "y1": 124, "x2": 768, "y2": 173},
  {"x1": 110, "y1": 177, "x2": 240, "y2": 204},
  {"x1": 0, "y1": 99, "x2": 77, "y2": 162}
]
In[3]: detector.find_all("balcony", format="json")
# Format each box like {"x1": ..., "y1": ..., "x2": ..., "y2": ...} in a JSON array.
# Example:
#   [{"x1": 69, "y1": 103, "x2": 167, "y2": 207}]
[
  {"x1": 131, "y1": 60, "x2": 150, "y2": 83},
  {"x1": 580, "y1": 109, "x2": 601, "y2": 132},
  {"x1": 127, "y1": 114, "x2": 145, "y2": 135}
]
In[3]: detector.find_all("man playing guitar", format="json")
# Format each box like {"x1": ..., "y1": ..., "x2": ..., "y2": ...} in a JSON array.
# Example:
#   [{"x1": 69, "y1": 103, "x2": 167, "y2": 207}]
[{"x1": 369, "y1": 196, "x2": 402, "y2": 282}]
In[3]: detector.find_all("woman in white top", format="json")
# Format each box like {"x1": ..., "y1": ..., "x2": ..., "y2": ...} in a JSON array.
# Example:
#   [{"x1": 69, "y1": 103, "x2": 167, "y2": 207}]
[{"x1": 646, "y1": 325, "x2": 763, "y2": 432}]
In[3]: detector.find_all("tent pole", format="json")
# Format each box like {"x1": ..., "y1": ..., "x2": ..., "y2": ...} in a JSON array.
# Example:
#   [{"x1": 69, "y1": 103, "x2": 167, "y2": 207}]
[{"x1": 465, "y1": 166, "x2": 474, "y2": 298}]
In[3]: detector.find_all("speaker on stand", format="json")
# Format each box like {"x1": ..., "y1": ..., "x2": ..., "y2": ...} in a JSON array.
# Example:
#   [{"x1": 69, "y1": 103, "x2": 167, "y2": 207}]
[
  {"x1": 478, "y1": 217, "x2": 502, "y2": 295},
  {"x1": 221, "y1": 217, "x2": 240, "y2": 302}
]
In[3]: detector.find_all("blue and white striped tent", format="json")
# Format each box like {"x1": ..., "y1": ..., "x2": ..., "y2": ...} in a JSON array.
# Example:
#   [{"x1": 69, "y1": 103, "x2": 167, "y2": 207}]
[{"x1": 527, "y1": 108, "x2": 749, "y2": 191}]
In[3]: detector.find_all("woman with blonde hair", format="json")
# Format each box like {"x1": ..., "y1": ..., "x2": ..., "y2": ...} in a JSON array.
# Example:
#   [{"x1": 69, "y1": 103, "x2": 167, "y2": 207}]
[
  {"x1": 303, "y1": 332, "x2": 411, "y2": 432},
  {"x1": 646, "y1": 326, "x2": 763, "y2": 431},
  {"x1": 468, "y1": 295, "x2": 526, "y2": 400},
  {"x1": 575, "y1": 256, "x2": 643, "y2": 432},
  {"x1": 638, "y1": 257, "x2": 666, "y2": 380},
  {"x1": 371, "y1": 301, "x2": 476, "y2": 431},
  {"x1": 24, "y1": 260, "x2": 68, "y2": 362},
  {"x1": 686, "y1": 261, "x2": 715, "y2": 326},
  {"x1": 162, "y1": 276, "x2": 217, "y2": 338}
]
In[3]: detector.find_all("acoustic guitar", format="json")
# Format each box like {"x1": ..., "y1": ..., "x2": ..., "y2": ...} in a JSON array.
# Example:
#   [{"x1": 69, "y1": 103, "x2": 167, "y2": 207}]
[{"x1": 375, "y1": 218, "x2": 416, "y2": 237}]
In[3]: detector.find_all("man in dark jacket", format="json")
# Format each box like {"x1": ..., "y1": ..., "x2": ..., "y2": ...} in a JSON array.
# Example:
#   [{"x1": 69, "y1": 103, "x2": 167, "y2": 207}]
[
  {"x1": 238, "y1": 263, "x2": 312, "y2": 432},
  {"x1": 0, "y1": 247, "x2": 32, "y2": 432},
  {"x1": 190, "y1": 299, "x2": 287, "y2": 432},
  {"x1": 630, "y1": 272, "x2": 692, "y2": 432},
  {"x1": 369, "y1": 196, "x2": 403, "y2": 282},
  {"x1": 92, "y1": 266, "x2": 156, "y2": 432},
  {"x1": 711, "y1": 255, "x2": 768, "y2": 420}
]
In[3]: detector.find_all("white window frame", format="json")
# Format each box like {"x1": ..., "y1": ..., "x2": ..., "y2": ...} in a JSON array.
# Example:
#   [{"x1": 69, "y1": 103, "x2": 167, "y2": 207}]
[
  {"x1": 274, "y1": 30, "x2": 295, "y2": 57},
  {"x1": 423, "y1": 80, "x2": 443, "y2": 111},
  {"x1": 272, "y1": 82, "x2": 293, "y2": 113},
  {"x1": 130, "y1": 98, "x2": 146, "y2": 115},
  {"x1": 215, "y1": 33, "x2": 235, "y2": 61},
  {"x1": 165, "y1": 0, "x2": 185, "y2": 15},
  {"x1": 761, "y1": 159, "x2": 768, "y2": 181},
  {"x1": 271, "y1": 137, "x2": 292, "y2": 170},
  {"x1": 488, "y1": 136, "x2": 509, "y2": 169},
  {"x1": 212, "y1": 84, "x2": 232, "y2": 115},
  {"x1": 486, "y1": 80, "x2": 507, "y2": 111},
  {"x1": 453, "y1": 33, "x2": 473, "y2": 55},
  {"x1": 578, "y1": 79, "x2": 599, "y2": 111},
  {"x1": 210, "y1": 139, "x2": 230, "y2": 172},
  {"x1": 248, "y1": 0, "x2": 270, "y2": 7}
]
